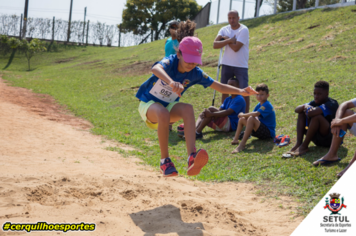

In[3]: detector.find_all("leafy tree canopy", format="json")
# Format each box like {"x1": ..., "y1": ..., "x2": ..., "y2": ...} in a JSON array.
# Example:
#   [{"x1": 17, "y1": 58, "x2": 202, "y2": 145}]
[{"x1": 121, "y1": 0, "x2": 201, "y2": 41}]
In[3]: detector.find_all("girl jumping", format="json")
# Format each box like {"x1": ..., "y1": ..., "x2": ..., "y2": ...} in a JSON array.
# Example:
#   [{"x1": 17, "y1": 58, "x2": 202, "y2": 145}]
[{"x1": 136, "y1": 20, "x2": 257, "y2": 177}]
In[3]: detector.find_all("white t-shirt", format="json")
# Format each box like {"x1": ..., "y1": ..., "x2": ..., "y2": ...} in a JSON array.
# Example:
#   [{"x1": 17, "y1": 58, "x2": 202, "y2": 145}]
[{"x1": 217, "y1": 24, "x2": 249, "y2": 68}]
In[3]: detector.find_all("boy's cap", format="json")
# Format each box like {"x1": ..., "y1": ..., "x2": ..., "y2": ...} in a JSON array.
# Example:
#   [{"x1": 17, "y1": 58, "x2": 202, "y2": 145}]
[{"x1": 178, "y1": 36, "x2": 203, "y2": 65}]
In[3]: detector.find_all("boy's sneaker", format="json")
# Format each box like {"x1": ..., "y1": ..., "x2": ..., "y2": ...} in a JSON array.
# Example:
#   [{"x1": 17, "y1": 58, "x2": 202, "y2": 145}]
[
  {"x1": 273, "y1": 134, "x2": 284, "y2": 145},
  {"x1": 177, "y1": 124, "x2": 184, "y2": 132},
  {"x1": 177, "y1": 124, "x2": 185, "y2": 138},
  {"x1": 187, "y1": 149, "x2": 209, "y2": 176},
  {"x1": 279, "y1": 135, "x2": 291, "y2": 147},
  {"x1": 160, "y1": 157, "x2": 178, "y2": 177}
]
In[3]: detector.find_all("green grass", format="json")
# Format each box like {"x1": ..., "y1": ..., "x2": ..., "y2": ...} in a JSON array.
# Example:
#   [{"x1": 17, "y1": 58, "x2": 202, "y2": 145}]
[{"x1": 1, "y1": 6, "x2": 356, "y2": 215}]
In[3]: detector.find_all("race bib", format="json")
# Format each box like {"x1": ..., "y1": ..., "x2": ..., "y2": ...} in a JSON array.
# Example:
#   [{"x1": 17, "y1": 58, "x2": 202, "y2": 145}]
[{"x1": 149, "y1": 79, "x2": 179, "y2": 103}]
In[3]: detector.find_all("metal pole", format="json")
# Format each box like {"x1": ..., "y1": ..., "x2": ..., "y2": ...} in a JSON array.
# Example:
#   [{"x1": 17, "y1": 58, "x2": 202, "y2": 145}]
[
  {"x1": 212, "y1": 47, "x2": 224, "y2": 106},
  {"x1": 293, "y1": 0, "x2": 296, "y2": 11},
  {"x1": 151, "y1": 28, "x2": 153, "y2": 42},
  {"x1": 242, "y1": 0, "x2": 246, "y2": 20},
  {"x1": 19, "y1": 14, "x2": 23, "y2": 39},
  {"x1": 229, "y1": 0, "x2": 232, "y2": 11},
  {"x1": 274, "y1": 0, "x2": 277, "y2": 14},
  {"x1": 216, "y1": 0, "x2": 220, "y2": 24},
  {"x1": 256, "y1": 0, "x2": 261, "y2": 17},
  {"x1": 315, "y1": 0, "x2": 319, "y2": 7},
  {"x1": 22, "y1": 0, "x2": 29, "y2": 38},
  {"x1": 207, "y1": 2, "x2": 211, "y2": 26},
  {"x1": 82, "y1": 7, "x2": 86, "y2": 43},
  {"x1": 86, "y1": 20, "x2": 89, "y2": 45},
  {"x1": 118, "y1": 24, "x2": 121, "y2": 47},
  {"x1": 52, "y1": 16, "x2": 55, "y2": 41},
  {"x1": 67, "y1": 0, "x2": 73, "y2": 42}
]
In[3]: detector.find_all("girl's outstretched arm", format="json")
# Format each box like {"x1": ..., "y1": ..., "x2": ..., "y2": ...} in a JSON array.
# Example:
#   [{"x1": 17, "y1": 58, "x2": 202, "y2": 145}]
[{"x1": 209, "y1": 81, "x2": 257, "y2": 97}]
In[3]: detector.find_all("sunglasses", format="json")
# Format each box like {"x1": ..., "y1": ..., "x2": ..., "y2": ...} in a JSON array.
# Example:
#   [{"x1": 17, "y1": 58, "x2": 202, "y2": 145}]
[{"x1": 170, "y1": 26, "x2": 177, "y2": 30}]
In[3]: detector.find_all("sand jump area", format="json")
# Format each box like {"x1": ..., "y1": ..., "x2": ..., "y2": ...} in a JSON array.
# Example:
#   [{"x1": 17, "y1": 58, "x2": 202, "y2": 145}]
[{"x1": 0, "y1": 78, "x2": 303, "y2": 236}]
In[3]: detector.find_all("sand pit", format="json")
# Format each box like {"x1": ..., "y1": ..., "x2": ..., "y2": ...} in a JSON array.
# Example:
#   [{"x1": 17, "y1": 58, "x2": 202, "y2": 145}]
[{"x1": 0, "y1": 78, "x2": 303, "y2": 235}]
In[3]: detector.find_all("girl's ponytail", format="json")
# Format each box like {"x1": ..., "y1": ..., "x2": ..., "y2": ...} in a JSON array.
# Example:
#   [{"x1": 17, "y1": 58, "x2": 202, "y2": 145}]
[{"x1": 177, "y1": 20, "x2": 196, "y2": 43}]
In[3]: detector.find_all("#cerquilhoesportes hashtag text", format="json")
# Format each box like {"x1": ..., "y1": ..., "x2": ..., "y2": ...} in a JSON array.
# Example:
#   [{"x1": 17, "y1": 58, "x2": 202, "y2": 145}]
[{"x1": 2, "y1": 222, "x2": 96, "y2": 233}]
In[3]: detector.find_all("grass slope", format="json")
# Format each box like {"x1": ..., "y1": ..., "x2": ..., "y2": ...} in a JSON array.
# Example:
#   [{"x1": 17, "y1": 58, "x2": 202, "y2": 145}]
[{"x1": 1, "y1": 6, "x2": 356, "y2": 215}]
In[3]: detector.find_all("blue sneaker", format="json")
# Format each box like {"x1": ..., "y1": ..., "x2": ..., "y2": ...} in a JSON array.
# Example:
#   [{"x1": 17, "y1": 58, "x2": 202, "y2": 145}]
[
  {"x1": 160, "y1": 157, "x2": 178, "y2": 177},
  {"x1": 274, "y1": 134, "x2": 284, "y2": 146},
  {"x1": 279, "y1": 135, "x2": 291, "y2": 147}
]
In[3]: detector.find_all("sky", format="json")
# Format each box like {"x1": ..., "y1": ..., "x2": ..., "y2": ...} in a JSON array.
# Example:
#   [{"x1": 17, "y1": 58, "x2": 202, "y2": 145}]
[
  {"x1": 0, "y1": 0, "x2": 274, "y2": 26},
  {"x1": 0, "y1": 0, "x2": 125, "y2": 26}
]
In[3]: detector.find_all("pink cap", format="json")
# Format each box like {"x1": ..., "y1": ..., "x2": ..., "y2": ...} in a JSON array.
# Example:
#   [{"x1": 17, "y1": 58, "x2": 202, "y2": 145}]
[{"x1": 178, "y1": 36, "x2": 203, "y2": 65}]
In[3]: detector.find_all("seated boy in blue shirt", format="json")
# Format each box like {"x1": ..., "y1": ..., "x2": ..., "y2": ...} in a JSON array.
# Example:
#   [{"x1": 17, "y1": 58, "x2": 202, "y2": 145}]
[
  {"x1": 193, "y1": 77, "x2": 246, "y2": 139},
  {"x1": 287, "y1": 81, "x2": 338, "y2": 156},
  {"x1": 231, "y1": 83, "x2": 276, "y2": 153}
]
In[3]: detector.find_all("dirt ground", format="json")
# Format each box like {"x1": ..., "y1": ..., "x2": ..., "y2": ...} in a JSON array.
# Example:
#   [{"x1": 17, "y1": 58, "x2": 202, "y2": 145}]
[{"x1": 0, "y1": 78, "x2": 303, "y2": 236}]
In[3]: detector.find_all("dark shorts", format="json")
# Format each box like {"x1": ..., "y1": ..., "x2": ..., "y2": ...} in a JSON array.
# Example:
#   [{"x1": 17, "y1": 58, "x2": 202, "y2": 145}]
[
  {"x1": 221, "y1": 65, "x2": 248, "y2": 88},
  {"x1": 251, "y1": 122, "x2": 271, "y2": 140},
  {"x1": 310, "y1": 129, "x2": 333, "y2": 147}
]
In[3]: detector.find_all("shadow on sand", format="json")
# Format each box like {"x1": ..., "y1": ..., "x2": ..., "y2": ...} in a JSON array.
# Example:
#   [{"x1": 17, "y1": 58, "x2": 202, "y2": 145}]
[{"x1": 130, "y1": 204, "x2": 205, "y2": 236}]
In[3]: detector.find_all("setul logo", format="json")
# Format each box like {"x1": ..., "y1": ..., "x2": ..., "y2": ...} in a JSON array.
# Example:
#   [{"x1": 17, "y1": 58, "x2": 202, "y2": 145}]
[
  {"x1": 324, "y1": 192, "x2": 347, "y2": 215},
  {"x1": 321, "y1": 192, "x2": 351, "y2": 233}
]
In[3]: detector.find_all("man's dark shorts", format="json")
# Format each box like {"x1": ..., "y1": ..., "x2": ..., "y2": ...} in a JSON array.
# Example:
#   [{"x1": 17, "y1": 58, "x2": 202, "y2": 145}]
[
  {"x1": 251, "y1": 122, "x2": 271, "y2": 140},
  {"x1": 310, "y1": 129, "x2": 333, "y2": 147},
  {"x1": 221, "y1": 65, "x2": 248, "y2": 88}
]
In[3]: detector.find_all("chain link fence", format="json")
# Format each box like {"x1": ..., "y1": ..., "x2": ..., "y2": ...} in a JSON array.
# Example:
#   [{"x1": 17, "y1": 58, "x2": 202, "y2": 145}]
[
  {"x1": 0, "y1": 14, "x2": 151, "y2": 47},
  {"x1": 1, "y1": 0, "x2": 354, "y2": 47},
  {"x1": 194, "y1": 0, "x2": 355, "y2": 28}
]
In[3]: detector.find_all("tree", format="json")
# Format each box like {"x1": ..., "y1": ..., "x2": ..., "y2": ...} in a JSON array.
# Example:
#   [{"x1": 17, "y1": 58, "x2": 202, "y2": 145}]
[
  {"x1": 26, "y1": 18, "x2": 37, "y2": 38},
  {"x1": 53, "y1": 19, "x2": 63, "y2": 40},
  {"x1": 69, "y1": 21, "x2": 84, "y2": 43},
  {"x1": 0, "y1": 35, "x2": 11, "y2": 55},
  {"x1": 1, "y1": 36, "x2": 21, "y2": 69},
  {"x1": 104, "y1": 25, "x2": 114, "y2": 46},
  {"x1": 58, "y1": 20, "x2": 68, "y2": 41},
  {"x1": 9, "y1": 15, "x2": 20, "y2": 36},
  {"x1": 95, "y1": 22, "x2": 105, "y2": 46},
  {"x1": 121, "y1": 0, "x2": 202, "y2": 41},
  {"x1": 37, "y1": 18, "x2": 51, "y2": 39},
  {"x1": 0, "y1": 14, "x2": 11, "y2": 35},
  {"x1": 19, "y1": 38, "x2": 46, "y2": 70}
]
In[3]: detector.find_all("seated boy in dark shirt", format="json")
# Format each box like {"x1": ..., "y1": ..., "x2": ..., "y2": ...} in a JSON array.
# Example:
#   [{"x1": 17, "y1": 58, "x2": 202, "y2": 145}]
[
  {"x1": 313, "y1": 98, "x2": 356, "y2": 174},
  {"x1": 193, "y1": 77, "x2": 246, "y2": 139},
  {"x1": 288, "y1": 81, "x2": 339, "y2": 156}
]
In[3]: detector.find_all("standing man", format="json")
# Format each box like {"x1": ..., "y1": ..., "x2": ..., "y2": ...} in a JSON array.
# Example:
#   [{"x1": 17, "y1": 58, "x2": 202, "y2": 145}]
[{"x1": 213, "y1": 10, "x2": 250, "y2": 112}]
